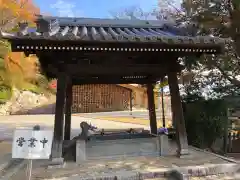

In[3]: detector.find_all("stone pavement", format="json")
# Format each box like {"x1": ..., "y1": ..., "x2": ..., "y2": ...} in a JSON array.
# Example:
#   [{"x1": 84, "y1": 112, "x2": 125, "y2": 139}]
[
  {"x1": 0, "y1": 141, "x2": 12, "y2": 171},
  {"x1": 0, "y1": 115, "x2": 239, "y2": 179},
  {"x1": 38, "y1": 174, "x2": 240, "y2": 180},
  {"x1": 0, "y1": 114, "x2": 149, "y2": 177},
  {"x1": 74, "y1": 110, "x2": 172, "y2": 128},
  {"x1": 80, "y1": 116, "x2": 172, "y2": 128},
  {"x1": 0, "y1": 139, "x2": 237, "y2": 180},
  {"x1": 8, "y1": 151, "x2": 240, "y2": 180},
  {"x1": 74, "y1": 110, "x2": 166, "y2": 120},
  {"x1": 0, "y1": 115, "x2": 148, "y2": 141}
]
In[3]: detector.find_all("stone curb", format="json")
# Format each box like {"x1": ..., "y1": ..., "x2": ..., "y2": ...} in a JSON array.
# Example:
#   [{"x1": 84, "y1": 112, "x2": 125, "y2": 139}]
[
  {"x1": 45, "y1": 163, "x2": 239, "y2": 180},
  {"x1": 176, "y1": 163, "x2": 239, "y2": 176},
  {"x1": 140, "y1": 163, "x2": 239, "y2": 178},
  {"x1": 189, "y1": 145, "x2": 240, "y2": 164}
]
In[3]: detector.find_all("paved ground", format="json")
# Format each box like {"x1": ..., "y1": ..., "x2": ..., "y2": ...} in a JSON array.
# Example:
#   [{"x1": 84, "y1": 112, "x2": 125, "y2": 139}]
[
  {"x1": 75, "y1": 110, "x2": 168, "y2": 119},
  {"x1": 0, "y1": 115, "x2": 239, "y2": 179},
  {"x1": 74, "y1": 110, "x2": 172, "y2": 127},
  {"x1": 0, "y1": 114, "x2": 149, "y2": 177},
  {"x1": 9, "y1": 149, "x2": 239, "y2": 180},
  {"x1": 0, "y1": 110, "x2": 171, "y2": 142},
  {"x1": 0, "y1": 115, "x2": 149, "y2": 141}
]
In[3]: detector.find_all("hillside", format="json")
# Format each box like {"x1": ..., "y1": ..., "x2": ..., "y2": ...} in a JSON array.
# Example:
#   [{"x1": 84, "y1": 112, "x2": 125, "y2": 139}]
[{"x1": 0, "y1": 88, "x2": 55, "y2": 115}]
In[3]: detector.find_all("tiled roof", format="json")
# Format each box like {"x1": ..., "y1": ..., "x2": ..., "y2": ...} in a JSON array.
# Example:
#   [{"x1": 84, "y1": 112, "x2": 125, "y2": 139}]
[{"x1": 0, "y1": 16, "x2": 228, "y2": 45}]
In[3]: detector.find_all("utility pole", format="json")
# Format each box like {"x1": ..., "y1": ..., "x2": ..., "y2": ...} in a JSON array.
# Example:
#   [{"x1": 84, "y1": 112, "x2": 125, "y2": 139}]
[{"x1": 161, "y1": 78, "x2": 166, "y2": 127}]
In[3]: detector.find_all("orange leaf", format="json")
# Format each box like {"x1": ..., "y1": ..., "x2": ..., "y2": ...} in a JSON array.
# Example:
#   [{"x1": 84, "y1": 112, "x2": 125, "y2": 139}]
[{"x1": 0, "y1": 0, "x2": 40, "y2": 30}]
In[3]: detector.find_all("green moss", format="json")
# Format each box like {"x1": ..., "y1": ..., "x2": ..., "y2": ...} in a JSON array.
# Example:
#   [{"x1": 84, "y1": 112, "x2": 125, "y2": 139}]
[
  {"x1": 21, "y1": 83, "x2": 43, "y2": 94},
  {"x1": 0, "y1": 86, "x2": 12, "y2": 104}
]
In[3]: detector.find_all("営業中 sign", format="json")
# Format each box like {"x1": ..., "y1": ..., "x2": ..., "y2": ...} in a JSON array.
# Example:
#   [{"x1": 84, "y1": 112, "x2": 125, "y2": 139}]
[{"x1": 12, "y1": 129, "x2": 53, "y2": 159}]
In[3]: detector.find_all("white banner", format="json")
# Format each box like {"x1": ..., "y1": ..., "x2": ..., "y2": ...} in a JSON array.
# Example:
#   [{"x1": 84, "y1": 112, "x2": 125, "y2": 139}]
[{"x1": 12, "y1": 129, "x2": 53, "y2": 159}]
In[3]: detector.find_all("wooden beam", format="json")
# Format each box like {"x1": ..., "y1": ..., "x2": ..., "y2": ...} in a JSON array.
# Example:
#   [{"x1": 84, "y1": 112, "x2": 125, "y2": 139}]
[
  {"x1": 46, "y1": 63, "x2": 166, "y2": 81},
  {"x1": 72, "y1": 77, "x2": 159, "y2": 84},
  {"x1": 64, "y1": 79, "x2": 72, "y2": 141},
  {"x1": 51, "y1": 73, "x2": 68, "y2": 163},
  {"x1": 71, "y1": 74, "x2": 163, "y2": 84},
  {"x1": 147, "y1": 83, "x2": 157, "y2": 134},
  {"x1": 168, "y1": 71, "x2": 189, "y2": 157},
  {"x1": 65, "y1": 64, "x2": 166, "y2": 76},
  {"x1": 11, "y1": 39, "x2": 223, "y2": 55}
]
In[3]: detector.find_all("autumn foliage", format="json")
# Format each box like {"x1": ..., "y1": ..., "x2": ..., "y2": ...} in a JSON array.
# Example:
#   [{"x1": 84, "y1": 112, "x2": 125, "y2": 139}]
[
  {"x1": 0, "y1": 1, "x2": 52, "y2": 99},
  {"x1": 0, "y1": 0, "x2": 40, "y2": 31}
]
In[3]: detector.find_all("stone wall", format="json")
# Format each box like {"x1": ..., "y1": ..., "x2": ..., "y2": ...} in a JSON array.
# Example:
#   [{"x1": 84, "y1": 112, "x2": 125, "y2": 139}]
[
  {"x1": 0, "y1": 88, "x2": 55, "y2": 115},
  {"x1": 0, "y1": 86, "x2": 173, "y2": 115}
]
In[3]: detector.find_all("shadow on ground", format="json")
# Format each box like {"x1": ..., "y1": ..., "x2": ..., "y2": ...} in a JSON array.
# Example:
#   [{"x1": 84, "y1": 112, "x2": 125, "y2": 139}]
[
  {"x1": 12, "y1": 103, "x2": 56, "y2": 115},
  {"x1": 11, "y1": 103, "x2": 129, "y2": 115}
]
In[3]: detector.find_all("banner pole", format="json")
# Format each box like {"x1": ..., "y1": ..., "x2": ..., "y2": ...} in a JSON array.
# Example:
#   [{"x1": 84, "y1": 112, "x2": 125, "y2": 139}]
[{"x1": 27, "y1": 159, "x2": 32, "y2": 180}]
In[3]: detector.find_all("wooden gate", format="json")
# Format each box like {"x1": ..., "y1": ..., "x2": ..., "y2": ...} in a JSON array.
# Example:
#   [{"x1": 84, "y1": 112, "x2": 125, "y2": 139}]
[{"x1": 72, "y1": 84, "x2": 131, "y2": 113}]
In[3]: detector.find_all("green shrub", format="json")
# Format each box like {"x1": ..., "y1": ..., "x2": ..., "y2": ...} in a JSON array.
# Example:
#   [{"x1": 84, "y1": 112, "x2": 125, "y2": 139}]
[{"x1": 183, "y1": 99, "x2": 227, "y2": 149}]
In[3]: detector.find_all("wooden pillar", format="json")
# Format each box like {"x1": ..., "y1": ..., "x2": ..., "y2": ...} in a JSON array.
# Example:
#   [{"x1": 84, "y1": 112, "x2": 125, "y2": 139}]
[
  {"x1": 168, "y1": 71, "x2": 189, "y2": 157},
  {"x1": 147, "y1": 83, "x2": 157, "y2": 134},
  {"x1": 64, "y1": 79, "x2": 72, "y2": 140},
  {"x1": 223, "y1": 109, "x2": 230, "y2": 154},
  {"x1": 129, "y1": 90, "x2": 133, "y2": 115},
  {"x1": 51, "y1": 73, "x2": 68, "y2": 162}
]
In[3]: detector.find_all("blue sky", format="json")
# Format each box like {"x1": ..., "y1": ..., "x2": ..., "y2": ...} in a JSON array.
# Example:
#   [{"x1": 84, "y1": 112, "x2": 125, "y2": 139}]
[{"x1": 34, "y1": 0, "x2": 163, "y2": 18}]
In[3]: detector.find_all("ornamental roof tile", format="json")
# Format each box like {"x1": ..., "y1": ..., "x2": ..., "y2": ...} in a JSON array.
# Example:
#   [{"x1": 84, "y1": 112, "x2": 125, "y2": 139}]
[{"x1": 0, "y1": 15, "x2": 228, "y2": 46}]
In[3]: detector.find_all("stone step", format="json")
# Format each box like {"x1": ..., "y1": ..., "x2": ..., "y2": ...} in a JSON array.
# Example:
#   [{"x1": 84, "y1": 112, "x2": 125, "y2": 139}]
[
  {"x1": 31, "y1": 172, "x2": 240, "y2": 180},
  {"x1": 189, "y1": 173, "x2": 240, "y2": 180}
]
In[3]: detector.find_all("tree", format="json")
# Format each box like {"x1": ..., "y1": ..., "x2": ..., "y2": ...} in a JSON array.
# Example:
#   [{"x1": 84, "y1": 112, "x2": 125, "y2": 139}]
[
  {"x1": 111, "y1": 6, "x2": 153, "y2": 20},
  {"x1": 0, "y1": 0, "x2": 50, "y2": 94},
  {"x1": 0, "y1": 0, "x2": 39, "y2": 31},
  {"x1": 183, "y1": 98, "x2": 227, "y2": 150},
  {"x1": 177, "y1": 0, "x2": 240, "y2": 97}
]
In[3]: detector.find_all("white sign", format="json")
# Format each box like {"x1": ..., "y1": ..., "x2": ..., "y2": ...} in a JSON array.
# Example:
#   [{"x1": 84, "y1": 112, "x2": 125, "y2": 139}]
[{"x1": 12, "y1": 129, "x2": 53, "y2": 159}]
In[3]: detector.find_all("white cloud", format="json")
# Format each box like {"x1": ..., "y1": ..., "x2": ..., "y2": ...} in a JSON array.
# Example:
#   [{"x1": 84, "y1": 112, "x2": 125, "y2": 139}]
[{"x1": 50, "y1": 0, "x2": 83, "y2": 17}]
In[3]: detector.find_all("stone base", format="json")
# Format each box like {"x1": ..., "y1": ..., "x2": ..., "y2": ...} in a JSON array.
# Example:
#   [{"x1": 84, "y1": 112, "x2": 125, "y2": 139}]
[
  {"x1": 47, "y1": 162, "x2": 66, "y2": 169},
  {"x1": 76, "y1": 136, "x2": 162, "y2": 162},
  {"x1": 177, "y1": 148, "x2": 191, "y2": 158},
  {"x1": 76, "y1": 140, "x2": 86, "y2": 163},
  {"x1": 159, "y1": 135, "x2": 169, "y2": 156},
  {"x1": 48, "y1": 158, "x2": 65, "y2": 169},
  {"x1": 51, "y1": 157, "x2": 64, "y2": 164}
]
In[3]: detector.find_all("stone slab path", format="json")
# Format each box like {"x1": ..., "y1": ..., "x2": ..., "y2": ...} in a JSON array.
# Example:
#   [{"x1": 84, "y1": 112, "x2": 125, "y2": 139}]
[
  {"x1": 7, "y1": 154, "x2": 239, "y2": 180},
  {"x1": 0, "y1": 140, "x2": 237, "y2": 180}
]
